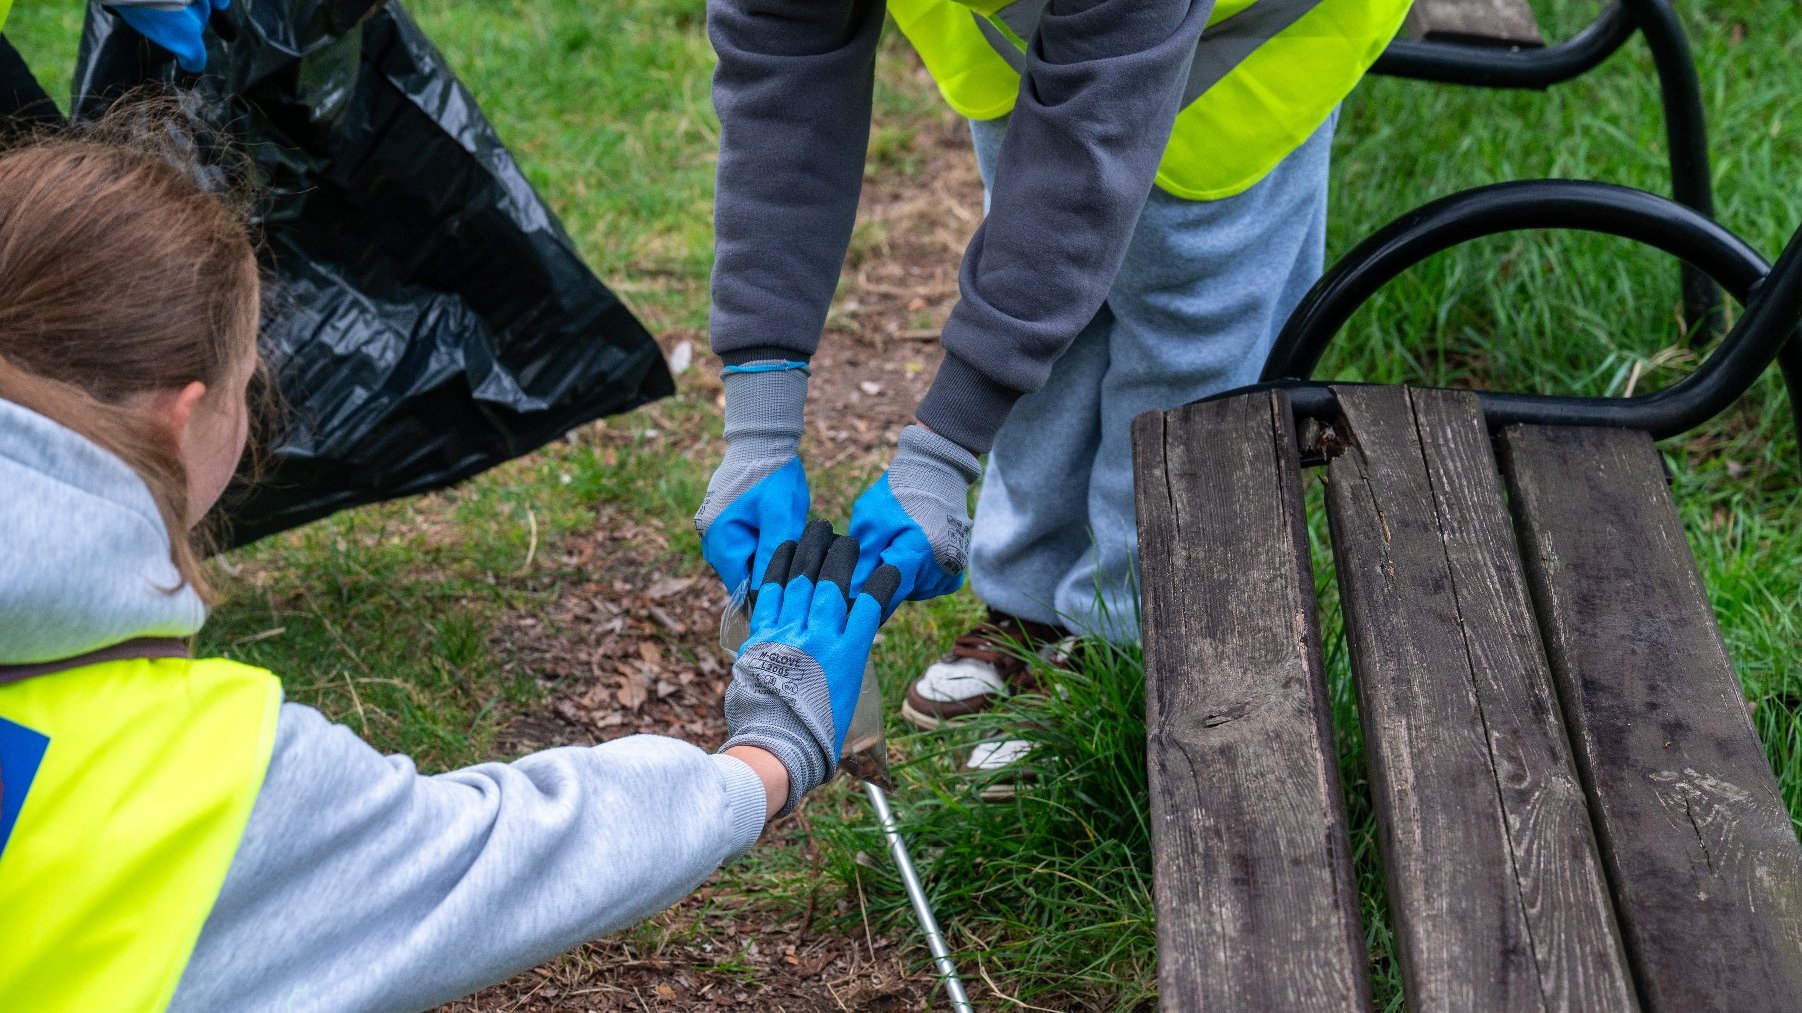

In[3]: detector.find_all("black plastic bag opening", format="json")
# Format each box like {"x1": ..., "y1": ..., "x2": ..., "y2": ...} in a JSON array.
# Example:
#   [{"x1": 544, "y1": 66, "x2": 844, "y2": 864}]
[{"x1": 72, "y1": 0, "x2": 673, "y2": 547}]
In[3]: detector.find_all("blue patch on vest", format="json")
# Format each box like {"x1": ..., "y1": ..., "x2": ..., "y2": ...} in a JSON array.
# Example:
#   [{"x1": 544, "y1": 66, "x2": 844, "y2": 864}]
[{"x1": 0, "y1": 715, "x2": 50, "y2": 860}]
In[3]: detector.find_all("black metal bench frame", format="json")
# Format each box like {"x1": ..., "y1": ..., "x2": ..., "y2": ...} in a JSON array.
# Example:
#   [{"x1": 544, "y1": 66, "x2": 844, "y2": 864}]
[
  {"x1": 1377, "y1": 1, "x2": 1720, "y2": 338},
  {"x1": 1262, "y1": 179, "x2": 1802, "y2": 456}
]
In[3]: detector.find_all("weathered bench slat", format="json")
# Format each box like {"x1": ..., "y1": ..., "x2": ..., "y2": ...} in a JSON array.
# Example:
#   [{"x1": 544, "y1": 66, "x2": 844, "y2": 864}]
[
  {"x1": 1324, "y1": 386, "x2": 1635, "y2": 1012},
  {"x1": 1133, "y1": 390, "x2": 1371, "y2": 1012},
  {"x1": 1404, "y1": 0, "x2": 1545, "y2": 49},
  {"x1": 1498, "y1": 424, "x2": 1802, "y2": 1012}
]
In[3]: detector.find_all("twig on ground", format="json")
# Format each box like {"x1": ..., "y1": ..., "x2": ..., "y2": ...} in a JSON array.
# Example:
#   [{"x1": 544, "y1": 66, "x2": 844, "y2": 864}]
[
  {"x1": 342, "y1": 669, "x2": 369, "y2": 736},
  {"x1": 976, "y1": 955, "x2": 1060, "y2": 1012},
  {"x1": 852, "y1": 865, "x2": 877, "y2": 965},
  {"x1": 515, "y1": 506, "x2": 539, "y2": 575}
]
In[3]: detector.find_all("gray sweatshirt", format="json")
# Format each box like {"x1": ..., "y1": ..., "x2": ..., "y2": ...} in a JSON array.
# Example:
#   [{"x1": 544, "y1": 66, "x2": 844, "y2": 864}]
[
  {"x1": 707, "y1": 0, "x2": 1212, "y2": 453},
  {"x1": 0, "y1": 397, "x2": 769, "y2": 1012}
]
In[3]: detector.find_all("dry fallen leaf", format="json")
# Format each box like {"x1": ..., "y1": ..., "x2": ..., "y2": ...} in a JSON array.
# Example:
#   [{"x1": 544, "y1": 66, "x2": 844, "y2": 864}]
[
  {"x1": 616, "y1": 676, "x2": 648, "y2": 710},
  {"x1": 647, "y1": 575, "x2": 697, "y2": 600}
]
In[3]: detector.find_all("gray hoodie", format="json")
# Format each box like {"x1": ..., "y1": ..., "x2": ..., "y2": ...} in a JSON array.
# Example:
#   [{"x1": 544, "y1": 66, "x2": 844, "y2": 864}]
[
  {"x1": 0, "y1": 397, "x2": 769, "y2": 1012},
  {"x1": 707, "y1": 0, "x2": 1212, "y2": 453}
]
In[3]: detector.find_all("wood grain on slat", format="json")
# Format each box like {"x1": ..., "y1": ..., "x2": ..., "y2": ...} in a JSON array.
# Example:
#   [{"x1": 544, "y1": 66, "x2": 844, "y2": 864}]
[
  {"x1": 1404, "y1": 0, "x2": 1545, "y2": 47},
  {"x1": 1133, "y1": 390, "x2": 1370, "y2": 1012},
  {"x1": 1323, "y1": 387, "x2": 1636, "y2": 1013},
  {"x1": 1499, "y1": 424, "x2": 1802, "y2": 1013}
]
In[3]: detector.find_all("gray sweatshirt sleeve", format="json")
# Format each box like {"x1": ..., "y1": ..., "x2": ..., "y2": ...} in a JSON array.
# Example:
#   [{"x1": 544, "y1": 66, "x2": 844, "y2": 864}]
[
  {"x1": 707, "y1": 0, "x2": 884, "y2": 365},
  {"x1": 706, "y1": 0, "x2": 1210, "y2": 453},
  {"x1": 170, "y1": 703, "x2": 769, "y2": 1013},
  {"x1": 920, "y1": 0, "x2": 1211, "y2": 453}
]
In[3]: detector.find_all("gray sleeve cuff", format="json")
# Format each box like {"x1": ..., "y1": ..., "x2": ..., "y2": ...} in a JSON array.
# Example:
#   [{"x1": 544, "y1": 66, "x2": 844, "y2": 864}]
[
  {"x1": 710, "y1": 753, "x2": 769, "y2": 857},
  {"x1": 916, "y1": 350, "x2": 1024, "y2": 455},
  {"x1": 718, "y1": 729, "x2": 818, "y2": 817}
]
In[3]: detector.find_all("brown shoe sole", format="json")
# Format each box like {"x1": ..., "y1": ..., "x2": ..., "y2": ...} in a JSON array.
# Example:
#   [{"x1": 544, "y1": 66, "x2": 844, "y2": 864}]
[{"x1": 900, "y1": 688, "x2": 1002, "y2": 731}]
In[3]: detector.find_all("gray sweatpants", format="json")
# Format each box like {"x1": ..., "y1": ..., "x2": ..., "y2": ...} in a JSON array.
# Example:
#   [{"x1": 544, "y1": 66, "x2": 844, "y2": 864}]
[{"x1": 966, "y1": 114, "x2": 1336, "y2": 641}]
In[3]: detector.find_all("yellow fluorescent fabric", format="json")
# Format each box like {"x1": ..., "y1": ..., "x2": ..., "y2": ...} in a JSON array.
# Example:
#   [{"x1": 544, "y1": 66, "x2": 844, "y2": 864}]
[
  {"x1": 889, "y1": 0, "x2": 1020, "y2": 121},
  {"x1": 888, "y1": 0, "x2": 1410, "y2": 199},
  {"x1": 0, "y1": 658, "x2": 282, "y2": 1013},
  {"x1": 1156, "y1": 0, "x2": 1411, "y2": 199},
  {"x1": 0, "y1": 0, "x2": 13, "y2": 34}
]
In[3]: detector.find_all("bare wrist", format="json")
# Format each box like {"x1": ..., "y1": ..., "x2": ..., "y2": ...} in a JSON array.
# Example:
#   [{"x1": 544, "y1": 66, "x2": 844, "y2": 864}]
[{"x1": 723, "y1": 745, "x2": 790, "y2": 822}]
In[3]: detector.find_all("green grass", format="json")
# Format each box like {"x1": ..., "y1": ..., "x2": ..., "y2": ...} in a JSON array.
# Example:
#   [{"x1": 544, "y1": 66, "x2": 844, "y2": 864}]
[{"x1": 7, "y1": 1, "x2": 1798, "y2": 1009}]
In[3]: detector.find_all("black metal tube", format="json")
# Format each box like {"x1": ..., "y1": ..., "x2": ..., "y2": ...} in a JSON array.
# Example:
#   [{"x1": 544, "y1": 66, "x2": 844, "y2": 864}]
[
  {"x1": 1374, "y1": 1, "x2": 1722, "y2": 341},
  {"x1": 1371, "y1": 3, "x2": 1633, "y2": 89},
  {"x1": 1476, "y1": 218, "x2": 1802, "y2": 436},
  {"x1": 1255, "y1": 181, "x2": 1802, "y2": 443},
  {"x1": 1783, "y1": 336, "x2": 1802, "y2": 445},
  {"x1": 1625, "y1": 0, "x2": 1722, "y2": 341},
  {"x1": 1263, "y1": 181, "x2": 1766, "y2": 382}
]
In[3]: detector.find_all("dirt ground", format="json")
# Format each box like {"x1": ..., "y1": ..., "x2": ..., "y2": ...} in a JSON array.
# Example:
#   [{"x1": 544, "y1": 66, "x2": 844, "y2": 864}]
[{"x1": 439, "y1": 113, "x2": 985, "y2": 1012}]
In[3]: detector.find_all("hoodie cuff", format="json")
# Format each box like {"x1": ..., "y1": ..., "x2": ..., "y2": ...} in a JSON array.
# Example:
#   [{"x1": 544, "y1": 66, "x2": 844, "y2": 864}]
[
  {"x1": 915, "y1": 352, "x2": 1022, "y2": 455},
  {"x1": 711, "y1": 753, "x2": 769, "y2": 858}
]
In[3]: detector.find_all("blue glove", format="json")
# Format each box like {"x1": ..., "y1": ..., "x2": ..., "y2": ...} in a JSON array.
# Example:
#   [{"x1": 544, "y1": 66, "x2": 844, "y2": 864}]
[
  {"x1": 695, "y1": 361, "x2": 811, "y2": 594},
  {"x1": 721, "y1": 521, "x2": 901, "y2": 815},
  {"x1": 849, "y1": 424, "x2": 982, "y2": 615},
  {"x1": 699, "y1": 456, "x2": 808, "y2": 596},
  {"x1": 114, "y1": 0, "x2": 230, "y2": 74}
]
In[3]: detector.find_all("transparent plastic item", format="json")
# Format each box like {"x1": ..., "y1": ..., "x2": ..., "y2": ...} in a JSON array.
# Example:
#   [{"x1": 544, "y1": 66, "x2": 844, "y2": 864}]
[{"x1": 720, "y1": 583, "x2": 893, "y2": 790}]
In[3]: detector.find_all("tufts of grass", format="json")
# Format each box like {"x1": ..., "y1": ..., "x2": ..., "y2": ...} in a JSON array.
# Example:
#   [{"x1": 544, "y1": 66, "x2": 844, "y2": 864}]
[{"x1": 823, "y1": 634, "x2": 1158, "y2": 1011}]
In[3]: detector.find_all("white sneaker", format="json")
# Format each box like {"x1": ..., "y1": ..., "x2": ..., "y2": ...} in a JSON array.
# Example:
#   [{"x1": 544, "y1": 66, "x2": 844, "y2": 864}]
[
  {"x1": 899, "y1": 610, "x2": 1067, "y2": 730},
  {"x1": 965, "y1": 738, "x2": 1036, "y2": 802}
]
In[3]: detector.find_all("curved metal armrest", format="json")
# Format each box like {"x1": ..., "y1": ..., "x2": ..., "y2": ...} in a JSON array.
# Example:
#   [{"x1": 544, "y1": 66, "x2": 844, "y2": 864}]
[
  {"x1": 1261, "y1": 180, "x2": 1802, "y2": 443},
  {"x1": 1373, "y1": 0, "x2": 1721, "y2": 340},
  {"x1": 1375, "y1": 2, "x2": 1634, "y2": 89}
]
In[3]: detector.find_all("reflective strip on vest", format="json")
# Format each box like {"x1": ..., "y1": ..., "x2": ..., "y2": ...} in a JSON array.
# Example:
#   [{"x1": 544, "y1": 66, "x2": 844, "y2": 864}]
[
  {"x1": 0, "y1": 657, "x2": 282, "y2": 1012},
  {"x1": 973, "y1": 0, "x2": 1302, "y2": 105},
  {"x1": 889, "y1": 0, "x2": 1411, "y2": 200}
]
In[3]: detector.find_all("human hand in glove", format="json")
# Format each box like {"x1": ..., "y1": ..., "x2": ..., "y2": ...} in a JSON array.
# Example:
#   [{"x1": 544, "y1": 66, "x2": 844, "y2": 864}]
[
  {"x1": 111, "y1": 0, "x2": 231, "y2": 74},
  {"x1": 720, "y1": 520, "x2": 901, "y2": 816},
  {"x1": 694, "y1": 361, "x2": 811, "y2": 595},
  {"x1": 848, "y1": 424, "x2": 981, "y2": 615}
]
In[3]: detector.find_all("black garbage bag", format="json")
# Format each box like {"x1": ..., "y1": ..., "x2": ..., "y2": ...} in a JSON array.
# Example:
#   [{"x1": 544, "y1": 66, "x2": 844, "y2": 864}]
[{"x1": 72, "y1": 0, "x2": 673, "y2": 547}]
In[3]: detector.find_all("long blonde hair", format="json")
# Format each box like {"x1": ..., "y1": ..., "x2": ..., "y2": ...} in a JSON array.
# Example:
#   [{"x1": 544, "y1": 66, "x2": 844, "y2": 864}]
[{"x1": 0, "y1": 106, "x2": 260, "y2": 601}]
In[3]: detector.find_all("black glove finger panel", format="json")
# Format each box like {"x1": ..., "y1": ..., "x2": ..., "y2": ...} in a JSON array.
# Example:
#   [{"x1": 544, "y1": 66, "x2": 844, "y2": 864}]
[
  {"x1": 861, "y1": 564, "x2": 903, "y2": 613},
  {"x1": 790, "y1": 519, "x2": 835, "y2": 581},
  {"x1": 758, "y1": 540, "x2": 798, "y2": 589},
  {"x1": 818, "y1": 534, "x2": 859, "y2": 597}
]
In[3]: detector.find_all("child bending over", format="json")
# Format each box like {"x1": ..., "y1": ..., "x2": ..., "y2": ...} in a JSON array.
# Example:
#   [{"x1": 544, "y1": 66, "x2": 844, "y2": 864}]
[{"x1": 0, "y1": 111, "x2": 894, "y2": 1012}]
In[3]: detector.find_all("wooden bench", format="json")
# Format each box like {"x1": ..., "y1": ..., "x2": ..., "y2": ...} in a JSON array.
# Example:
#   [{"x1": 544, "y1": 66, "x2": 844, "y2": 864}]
[{"x1": 1132, "y1": 384, "x2": 1802, "y2": 1011}]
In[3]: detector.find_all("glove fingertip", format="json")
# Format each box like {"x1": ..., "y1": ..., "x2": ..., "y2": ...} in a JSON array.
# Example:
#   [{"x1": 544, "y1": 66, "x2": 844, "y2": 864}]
[
  {"x1": 760, "y1": 540, "x2": 798, "y2": 588},
  {"x1": 792, "y1": 519, "x2": 834, "y2": 579},
  {"x1": 819, "y1": 536, "x2": 859, "y2": 599},
  {"x1": 862, "y1": 564, "x2": 903, "y2": 613}
]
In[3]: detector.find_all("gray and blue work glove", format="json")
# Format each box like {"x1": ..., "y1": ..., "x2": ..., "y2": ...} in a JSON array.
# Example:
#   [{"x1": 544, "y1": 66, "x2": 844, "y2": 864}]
[
  {"x1": 721, "y1": 521, "x2": 901, "y2": 816},
  {"x1": 848, "y1": 424, "x2": 982, "y2": 616},
  {"x1": 695, "y1": 361, "x2": 811, "y2": 595},
  {"x1": 110, "y1": 0, "x2": 230, "y2": 74}
]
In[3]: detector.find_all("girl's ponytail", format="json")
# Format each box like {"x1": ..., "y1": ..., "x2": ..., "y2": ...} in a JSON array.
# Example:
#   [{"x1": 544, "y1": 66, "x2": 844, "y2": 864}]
[{"x1": 0, "y1": 102, "x2": 260, "y2": 602}]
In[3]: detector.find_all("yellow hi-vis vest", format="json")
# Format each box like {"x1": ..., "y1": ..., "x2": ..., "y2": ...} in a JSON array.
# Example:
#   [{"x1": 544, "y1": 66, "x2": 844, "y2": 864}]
[
  {"x1": 0, "y1": 649, "x2": 282, "y2": 1012},
  {"x1": 888, "y1": 0, "x2": 1411, "y2": 200}
]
